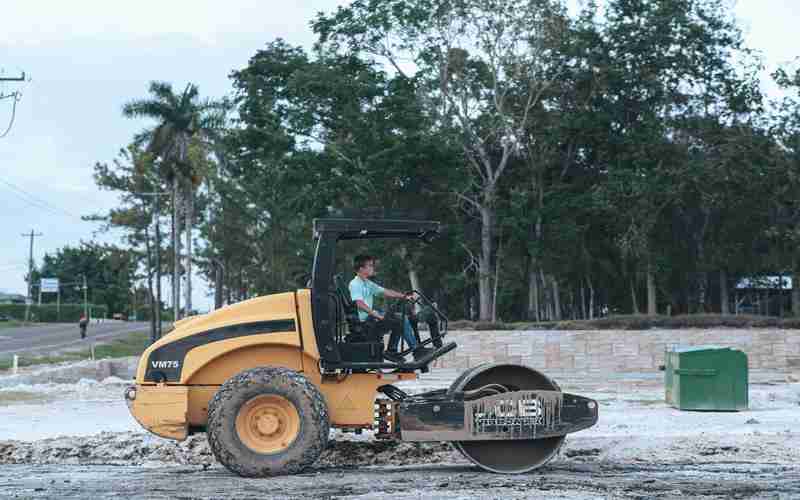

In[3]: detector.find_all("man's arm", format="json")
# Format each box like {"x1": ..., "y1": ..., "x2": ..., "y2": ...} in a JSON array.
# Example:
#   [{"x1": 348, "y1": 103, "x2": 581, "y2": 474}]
[
  {"x1": 350, "y1": 280, "x2": 384, "y2": 320},
  {"x1": 368, "y1": 279, "x2": 416, "y2": 301},
  {"x1": 355, "y1": 300, "x2": 384, "y2": 320},
  {"x1": 383, "y1": 288, "x2": 418, "y2": 300}
]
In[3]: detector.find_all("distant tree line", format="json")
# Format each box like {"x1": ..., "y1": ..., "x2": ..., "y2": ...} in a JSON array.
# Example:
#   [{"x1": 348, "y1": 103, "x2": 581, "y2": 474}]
[
  {"x1": 92, "y1": 0, "x2": 800, "y2": 330},
  {"x1": 28, "y1": 243, "x2": 134, "y2": 318}
]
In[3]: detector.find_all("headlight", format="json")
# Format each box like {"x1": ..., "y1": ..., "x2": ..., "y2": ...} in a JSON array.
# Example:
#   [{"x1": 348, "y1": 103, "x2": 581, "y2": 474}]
[{"x1": 124, "y1": 386, "x2": 137, "y2": 401}]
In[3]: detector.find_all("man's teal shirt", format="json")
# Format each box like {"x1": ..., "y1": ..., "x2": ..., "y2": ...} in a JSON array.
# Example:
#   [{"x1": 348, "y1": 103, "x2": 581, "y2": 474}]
[{"x1": 349, "y1": 275, "x2": 385, "y2": 321}]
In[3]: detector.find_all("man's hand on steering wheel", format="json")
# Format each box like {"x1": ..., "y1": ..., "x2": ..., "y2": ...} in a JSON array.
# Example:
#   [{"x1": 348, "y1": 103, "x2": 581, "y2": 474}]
[{"x1": 404, "y1": 291, "x2": 419, "y2": 302}]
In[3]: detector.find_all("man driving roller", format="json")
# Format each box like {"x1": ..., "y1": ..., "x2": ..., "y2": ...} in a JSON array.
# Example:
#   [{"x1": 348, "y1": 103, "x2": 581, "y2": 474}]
[{"x1": 349, "y1": 254, "x2": 432, "y2": 362}]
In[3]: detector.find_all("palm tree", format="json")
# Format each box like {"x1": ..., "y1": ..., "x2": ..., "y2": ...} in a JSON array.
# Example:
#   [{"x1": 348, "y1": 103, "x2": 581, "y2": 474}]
[{"x1": 123, "y1": 81, "x2": 223, "y2": 319}]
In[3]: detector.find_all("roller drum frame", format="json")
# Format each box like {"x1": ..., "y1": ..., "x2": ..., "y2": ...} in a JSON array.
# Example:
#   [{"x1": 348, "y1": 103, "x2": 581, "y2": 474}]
[{"x1": 393, "y1": 363, "x2": 599, "y2": 473}]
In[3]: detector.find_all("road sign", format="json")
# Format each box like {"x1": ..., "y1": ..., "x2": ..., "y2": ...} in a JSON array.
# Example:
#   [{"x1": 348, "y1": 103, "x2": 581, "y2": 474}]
[{"x1": 40, "y1": 278, "x2": 59, "y2": 293}]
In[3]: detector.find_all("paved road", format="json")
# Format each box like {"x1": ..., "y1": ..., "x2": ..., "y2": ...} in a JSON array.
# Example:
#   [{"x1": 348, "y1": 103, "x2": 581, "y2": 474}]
[{"x1": 0, "y1": 322, "x2": 149, "y2": 357}]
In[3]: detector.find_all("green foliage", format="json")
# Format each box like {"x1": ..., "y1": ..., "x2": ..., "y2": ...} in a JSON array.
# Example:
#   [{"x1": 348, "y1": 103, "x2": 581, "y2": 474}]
[
  {"x1": 93, "y1": 0, "x2": 800, "y2": 323},
  {"x1": 29, "y1": 242, "x2": 133, "y2": 317},
  {"x1": 121, "y1": 80, "x2": 226, "y2": 323},
  {"x1": 122, "y1": 81, "x2": 225, "y2": 179},
  {"x1": 200, "y1": 37, "x2": 464, "y2": 304},
  {"x1": 92, "y1": 144, "x2": 169, "y2": 334}
]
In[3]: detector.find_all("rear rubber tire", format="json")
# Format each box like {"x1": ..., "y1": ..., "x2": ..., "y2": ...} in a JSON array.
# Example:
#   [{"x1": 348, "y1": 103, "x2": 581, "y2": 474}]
[{"x1": 207, "y1": 366, "x2": 329, "y2": 477}]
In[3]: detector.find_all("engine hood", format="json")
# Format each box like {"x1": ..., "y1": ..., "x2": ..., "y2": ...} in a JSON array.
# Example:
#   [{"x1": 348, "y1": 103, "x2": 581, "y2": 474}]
[{"x1": 136, "y1": 292, "x2": 300, "y2": 383}]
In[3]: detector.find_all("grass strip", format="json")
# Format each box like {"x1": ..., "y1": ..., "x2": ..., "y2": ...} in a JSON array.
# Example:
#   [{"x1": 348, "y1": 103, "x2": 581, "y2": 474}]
[{"x1": 0, "y1": 329, "x2": 152, "y2": 372}]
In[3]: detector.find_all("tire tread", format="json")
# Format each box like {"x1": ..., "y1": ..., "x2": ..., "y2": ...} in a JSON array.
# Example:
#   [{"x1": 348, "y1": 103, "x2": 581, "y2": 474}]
[{"x1": 207, "y1": 366, "x2": 329, "y2": 477}]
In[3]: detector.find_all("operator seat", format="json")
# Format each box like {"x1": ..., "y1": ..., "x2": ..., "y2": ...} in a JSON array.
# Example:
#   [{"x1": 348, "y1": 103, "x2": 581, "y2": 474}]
[
  {"x1": 333, "y1": 274, "x2": 390, "y2": 363},
  {"x1": 333, "y1": 274, "x2": 367, "y2": 341}
]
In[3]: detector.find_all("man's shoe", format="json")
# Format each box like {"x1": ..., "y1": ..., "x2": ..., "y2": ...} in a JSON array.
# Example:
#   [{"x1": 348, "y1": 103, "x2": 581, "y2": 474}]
[
  {"x1": 383, "y1": 350, "x2": 405, "y2": 363},
  {"x1": 413, "y1": 347, "x2": 434, "y2": 360}
]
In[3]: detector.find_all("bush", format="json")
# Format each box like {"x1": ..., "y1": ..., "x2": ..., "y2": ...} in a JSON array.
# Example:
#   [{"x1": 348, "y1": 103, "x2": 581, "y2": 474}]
[
  {"x1": 777, "y1": 316, "x2": 800, "y2": 329},
  {"x1": 511, "y1": 322, "x2": 546, "y2": 330},
  {"x1": 550, "y1": 320, "x2": 594, "y2": 330},
  {"x1": 665, "y1": 314, "x2": 786, "y2": 329},
  {"x1": 448, "y1": 320, "x2": 476, "y2": 330},
  {"x1": 473, "y1": 321, "x2": 516, "y2": 331},
  {"x1": 667, "y1": 314, "x2": 728, "y2": 329},
  {"x1": 130, "y1": 308, "x2": 174, "y2": 322}
]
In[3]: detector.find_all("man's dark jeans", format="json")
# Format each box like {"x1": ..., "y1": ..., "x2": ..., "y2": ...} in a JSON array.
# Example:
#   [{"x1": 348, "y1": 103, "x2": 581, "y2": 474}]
[{"x1": 366, "y1": 309, "x2": 417, "y2": 352}]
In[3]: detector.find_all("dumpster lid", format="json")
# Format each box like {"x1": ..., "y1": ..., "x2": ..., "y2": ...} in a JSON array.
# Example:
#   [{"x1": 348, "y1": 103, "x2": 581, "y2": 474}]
[{"x1": 668, "y1": 345, "x2": 732, "y2": 353}]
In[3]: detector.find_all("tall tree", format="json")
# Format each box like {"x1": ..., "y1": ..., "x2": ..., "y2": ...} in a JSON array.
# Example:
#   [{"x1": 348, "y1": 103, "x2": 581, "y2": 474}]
[
  {"x1": 123, "y1": 81, "x2": 223, "y2": 319},
  {"x1": 214, "y1": 40, "x2": 458, "y2": 300},
  {"x1": 595, "y1": 0, "x2": 760, "y2": 314},
  {"x1": 315, "y1": 0, "x2": 572, "y2": 320},
  {"x1": 771, "y1": 60, "x2": 800, "y2": 315},
  {"x1": 92, "y1": 145, "x2": 165, "y2": 341}
]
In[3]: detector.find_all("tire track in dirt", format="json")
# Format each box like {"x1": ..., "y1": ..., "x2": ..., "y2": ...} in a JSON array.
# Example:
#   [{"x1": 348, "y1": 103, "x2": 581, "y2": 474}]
[{"x1": 0, "y1": 461, "x2": 797, "y2": 499}]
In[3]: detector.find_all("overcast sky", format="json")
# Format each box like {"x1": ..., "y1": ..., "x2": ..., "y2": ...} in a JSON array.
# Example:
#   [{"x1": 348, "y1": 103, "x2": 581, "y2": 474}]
[{"x1": 0, "y1": 1, "x2": 798, "y2": 313}]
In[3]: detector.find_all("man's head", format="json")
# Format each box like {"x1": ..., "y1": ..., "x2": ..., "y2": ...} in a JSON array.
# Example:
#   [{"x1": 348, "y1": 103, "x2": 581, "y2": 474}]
[{"x1": 353, "y1": 254, "x2": 376, "y2": 278}]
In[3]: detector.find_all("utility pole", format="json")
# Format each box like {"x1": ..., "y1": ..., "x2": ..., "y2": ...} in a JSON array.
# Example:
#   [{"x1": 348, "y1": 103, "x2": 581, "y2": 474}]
[
  {"x1": 155, "y1": 192, "x2": 163, "y2": 337},
  {"x1": 185, "y1": 177, "x2": 193, "y2": 318},
  {"x1": 135, "y1": 191, "x2": 167, "y2": 340},
  {"x1": 83, "y1": 274, "x2": 88, "y2": 318},
  {"x1": 173, "y1": 179, "x2": 181, "y2": 323},
  {"x1": 21, "y1": 230, "x2": 42, "y2": 322}
]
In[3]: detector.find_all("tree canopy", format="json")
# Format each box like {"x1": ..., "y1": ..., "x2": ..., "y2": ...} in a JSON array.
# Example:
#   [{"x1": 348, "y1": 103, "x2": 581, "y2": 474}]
[{"x1": 91, "y1": 0, "x2": 800, "y2": 323}]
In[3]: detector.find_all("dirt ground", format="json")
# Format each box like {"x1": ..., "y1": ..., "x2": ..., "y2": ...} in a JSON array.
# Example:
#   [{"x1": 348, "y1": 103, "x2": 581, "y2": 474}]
[
  {"x1": 1, "y1": 434, "x2": 799, "y2": 499},
  {"x1": 1, "y1": 366, "x2": 799, "y2": 499}
]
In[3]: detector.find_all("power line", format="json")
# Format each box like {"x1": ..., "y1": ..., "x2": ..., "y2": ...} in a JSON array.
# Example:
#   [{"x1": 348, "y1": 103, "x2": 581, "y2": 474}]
[
  {"x1": 0, "y1": 263, "x2": 27, "y2": 271},
  {"x1": 0, "y1": 178, "x2": 82, "y2": 219},
  {"x1": 0, "y1": 181, "x2": 71, "y2": 218},
  {"x1": 3, "y1": 178, "x2": 81, "y2": 218},
  {"x1": 0, "y1": 180, "x2": 66, "y2": 217},
  {"x1": 0, "y1": 93, "x2": 19, "y2": 139},
  {"x1": 0, "y1": 71, "x2": 26, "y2": 138}
]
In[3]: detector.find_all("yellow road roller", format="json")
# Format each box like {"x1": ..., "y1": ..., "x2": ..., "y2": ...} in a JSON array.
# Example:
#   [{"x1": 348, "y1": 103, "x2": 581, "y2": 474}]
[{"x1": 126, "y1": 214, "x2": 598, "y2": 476}]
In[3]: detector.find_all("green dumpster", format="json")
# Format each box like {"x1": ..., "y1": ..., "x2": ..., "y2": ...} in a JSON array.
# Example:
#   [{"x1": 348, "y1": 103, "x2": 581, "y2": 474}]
[{"x1": 664, "y1": 345, "x2": 748, "y2": 411}]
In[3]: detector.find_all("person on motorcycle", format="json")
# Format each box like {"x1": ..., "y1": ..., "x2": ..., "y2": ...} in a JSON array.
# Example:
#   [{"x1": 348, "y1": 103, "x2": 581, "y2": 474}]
[{"x1": 79, "y1": 313, "x2": 88, "y2": 339}]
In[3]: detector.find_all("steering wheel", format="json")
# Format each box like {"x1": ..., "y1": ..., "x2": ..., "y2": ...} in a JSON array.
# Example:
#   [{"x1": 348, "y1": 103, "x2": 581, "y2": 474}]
[{"x1": 405, "y1": 290, "x2": 446, "y2": 348}]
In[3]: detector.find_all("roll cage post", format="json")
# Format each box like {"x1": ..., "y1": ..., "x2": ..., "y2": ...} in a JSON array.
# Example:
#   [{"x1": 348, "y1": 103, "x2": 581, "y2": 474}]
[{"x1": 310, "y1": 218, "x2": 441, "y2": 367}]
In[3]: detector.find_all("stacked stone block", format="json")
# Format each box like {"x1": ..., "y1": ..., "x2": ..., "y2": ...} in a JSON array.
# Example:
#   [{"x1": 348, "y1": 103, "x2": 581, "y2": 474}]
[{"x1": 434, "y1": 328, "x2": 800, "y2": 383}]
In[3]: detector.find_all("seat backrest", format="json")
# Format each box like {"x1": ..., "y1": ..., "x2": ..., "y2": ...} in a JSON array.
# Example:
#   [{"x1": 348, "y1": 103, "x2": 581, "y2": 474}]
[
  {"x1": 333, "y1": 274, "x2": 356, "y2": 311},
  {"x1": 333, "y1": 274, "x2": 364, "y2": 338}
]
